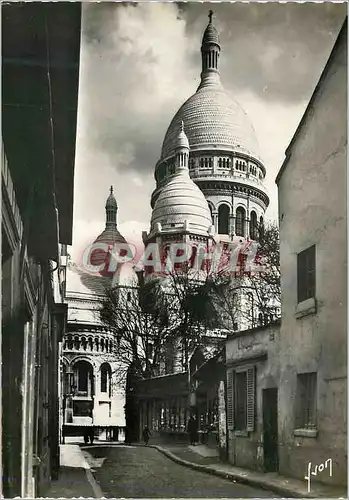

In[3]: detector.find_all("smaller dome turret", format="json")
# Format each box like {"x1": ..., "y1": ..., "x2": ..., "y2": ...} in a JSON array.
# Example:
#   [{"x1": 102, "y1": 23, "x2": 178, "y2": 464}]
[
  {"x1": 106, "y1": 185, "x2": 117, "y2": 209},
  {"x1": 202, "y1": 11, "x2": 220, "y2": 46},
  {"x1": 175, "y1": 121, "x2": 190, "y2": 150},
  {"x1": 149, "y1": 122, "x2": 212, "y2": 237}
]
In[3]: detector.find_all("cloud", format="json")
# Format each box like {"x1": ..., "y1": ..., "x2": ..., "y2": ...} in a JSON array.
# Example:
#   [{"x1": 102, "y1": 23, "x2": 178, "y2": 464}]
[{"x1": 69, "y1": 2, "x2": 345, "y2": 293}]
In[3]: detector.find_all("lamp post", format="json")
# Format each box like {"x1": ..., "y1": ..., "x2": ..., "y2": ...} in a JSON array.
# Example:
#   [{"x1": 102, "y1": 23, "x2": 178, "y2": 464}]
[{"x1": 63, "y1": 368, "x2": 75, "y2": 435}]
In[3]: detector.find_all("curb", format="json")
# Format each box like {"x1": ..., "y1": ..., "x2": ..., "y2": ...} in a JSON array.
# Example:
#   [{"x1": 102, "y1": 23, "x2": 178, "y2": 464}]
[
  {"x1": 81, "y1": 442, "x2": 344, "y2": 499},
  {"x1": 85, "y1": 468, "x2": 104, "y2": 498},
  {"x1": 148, "y1": 445, "x2": 317, "y2": 499}
]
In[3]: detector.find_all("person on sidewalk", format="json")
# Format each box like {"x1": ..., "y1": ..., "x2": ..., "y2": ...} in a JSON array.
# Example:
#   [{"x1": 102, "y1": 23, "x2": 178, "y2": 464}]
[
  {"x1": 142, "y1": 425, "x2": 152, "y2": 445},
  {"x1": 187, "y1": 415, "x2": 198, "y2": 446}
]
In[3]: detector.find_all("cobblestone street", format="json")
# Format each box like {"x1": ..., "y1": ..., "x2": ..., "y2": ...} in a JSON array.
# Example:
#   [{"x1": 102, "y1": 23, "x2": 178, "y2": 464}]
[{"x1": 84, "y1": 445, "x2": 279, "y2": 498}]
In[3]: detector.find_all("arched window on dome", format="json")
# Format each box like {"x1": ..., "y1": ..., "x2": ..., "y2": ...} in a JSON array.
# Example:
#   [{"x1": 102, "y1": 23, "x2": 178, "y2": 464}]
[
  {"x1": 218, "y1": 158, "x2": 222, "y2": 168},
  {"x1": 218, "y1": 204, "x2": 230, "y2": 235},
  {"x1": 209, "y1": 157, "x2": 213, "y2": 168},
  {"x1": 235, "y1": 207, "x2": 246, "y2": 237},
  {"x1": 250, "y1": 211, "x2": 258, "y2": 240},
  {"x1": 200, "y1": 158, "x2": 204, "y2": 168},
  {"x1": 259, "y1": 216, "x2": 265, "y2": 240},
  {"x1": 100, "y1": 363, "x2": 112, "y2": 396}
]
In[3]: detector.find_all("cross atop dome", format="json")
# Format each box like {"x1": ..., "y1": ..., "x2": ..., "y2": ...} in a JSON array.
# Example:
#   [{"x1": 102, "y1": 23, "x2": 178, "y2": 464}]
[
  {"x1": 208, "y1": 10, "x2": 214, "y2": 23},
  {"x1": 110, "y1": 185, "x2": 113, "y2": 195}
]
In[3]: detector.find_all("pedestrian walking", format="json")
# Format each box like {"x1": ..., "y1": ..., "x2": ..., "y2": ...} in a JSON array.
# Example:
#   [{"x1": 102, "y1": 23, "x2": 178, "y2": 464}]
[
  {"x1": 142, "y1": 425, "x2": 151, "y2": 445},
  {"x1": 187, "y1": 415, "x2": 198, "y2": 445}
]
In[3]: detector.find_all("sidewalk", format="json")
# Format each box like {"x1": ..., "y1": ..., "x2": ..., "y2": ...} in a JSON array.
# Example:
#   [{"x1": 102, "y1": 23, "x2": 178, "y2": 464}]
[
  {"x1": 150, "y1": 442, "x2": 347, "y2": 499},
  {"x1": 42, "y1": 444, "x2": 103, "y2": 498}
]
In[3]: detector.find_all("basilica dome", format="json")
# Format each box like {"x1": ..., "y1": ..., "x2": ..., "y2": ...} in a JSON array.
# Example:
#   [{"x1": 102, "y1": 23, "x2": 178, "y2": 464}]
[
  {"x1": 160, "y1": 86, "x2": 260, "y2": 162},
  {"x1": 90, "y1": 187, "x2": 127, "y2": 278},
  {"x1": 151, "y1": 126, "x2": 212, "y2": 236},
  {"x1": 159, "y1": 11, "x2": 260, "y2": 163},
  {"x1": 150, "y1": 175, "x2": 212, "y2": 236}
]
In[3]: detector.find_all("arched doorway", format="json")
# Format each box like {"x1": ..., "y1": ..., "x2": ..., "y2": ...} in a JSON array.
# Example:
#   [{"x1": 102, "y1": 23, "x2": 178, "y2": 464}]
[{"x1": 218, "y1": 204, "x2": 230, "y2": 234}]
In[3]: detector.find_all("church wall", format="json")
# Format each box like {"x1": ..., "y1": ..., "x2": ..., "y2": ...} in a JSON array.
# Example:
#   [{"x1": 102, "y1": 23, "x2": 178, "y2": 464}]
[{"x1": 62, "y1": 328, "x2": 126, "y2": 441}]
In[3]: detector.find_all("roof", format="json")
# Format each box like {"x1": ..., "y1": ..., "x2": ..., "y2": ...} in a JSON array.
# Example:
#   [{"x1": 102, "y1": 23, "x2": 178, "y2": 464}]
[
  {"x1": 275, "y1": 17, "x2": 347, "y2": 186},
  {"x1": 160, "y1": 86, "x2": 260, "y2": 162},
  {"x1": 226, "y1": 319, "x2": 281, "y2": 339},
  {"x1": 150, "y1": 162, "x2": 213, "y2": 236}
]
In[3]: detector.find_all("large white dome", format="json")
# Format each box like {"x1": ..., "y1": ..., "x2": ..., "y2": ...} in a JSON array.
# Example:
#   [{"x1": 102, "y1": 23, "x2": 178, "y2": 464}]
[
  {"x1": 150, "y1": 168, "x2": 212, "y2": 236},
  {"x1": 160, "y1": 85, "x2": 260, "y2": 162}
]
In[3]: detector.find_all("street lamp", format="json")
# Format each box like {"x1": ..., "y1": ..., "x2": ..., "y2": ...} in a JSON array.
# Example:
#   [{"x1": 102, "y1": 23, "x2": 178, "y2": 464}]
[{"x1": 62, "y1": 368, "x2": 75, "y2": 440}]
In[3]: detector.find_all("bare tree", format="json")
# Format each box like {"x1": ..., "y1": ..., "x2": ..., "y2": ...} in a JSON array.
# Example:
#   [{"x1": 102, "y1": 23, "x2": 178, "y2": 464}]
[
  {"x1": 98, "y1": 280, "x2": 176, "y2": 380},
  {"x1": 205, "y1": 221, "x2": 281, "y2": 330}
]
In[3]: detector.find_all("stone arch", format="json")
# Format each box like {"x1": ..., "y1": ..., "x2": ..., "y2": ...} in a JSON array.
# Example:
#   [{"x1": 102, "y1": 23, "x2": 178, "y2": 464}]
[
  {"x1": 87, "y1": 337, "x2": 93, "y2": 351},
  {"x1": 80, "y1": 336, "x2": 87, "y2": 351},
  {"x1": 218, "y1": 203, "x2": 230, "y2": 235},
  {"x1": 250, "y1": 210, "x2": 258, "y2": 240},
  {"x1": 235, "y1": 206, "x2": 246, "y2": 237},
  {"x1": 74, "y1": 335, "x2": 80, "y2": 350}
]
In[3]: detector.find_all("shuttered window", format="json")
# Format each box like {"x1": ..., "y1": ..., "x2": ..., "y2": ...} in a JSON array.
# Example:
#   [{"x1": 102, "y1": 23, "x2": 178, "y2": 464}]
[
  {"x1": 228, "y1": 366, "x2": 255, "y2": 433},
  {"x1": 246, "y1": 367, "x2": 255, "y2": 432},
  {"x1": 235, "y1": 371, "x2": 247, "y2": 430},
  {"x1": 297, "y1": 245, "x2": 316, "y2": 303},
  {"x1": 226, "y1": 369, "x2": 234, "y2": 430}
]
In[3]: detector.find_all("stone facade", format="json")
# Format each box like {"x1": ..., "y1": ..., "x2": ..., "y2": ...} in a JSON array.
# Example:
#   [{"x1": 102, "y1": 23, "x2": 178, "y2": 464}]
[
  {"x1": 61, "y1": 293, "x2": 126, "y2": 442},
  {"x1": 276, "y1": 20, "x2": 347, "y2": 487},
  {"x1": 225, "y1": 322, "x2": 281, "y2": 471}
]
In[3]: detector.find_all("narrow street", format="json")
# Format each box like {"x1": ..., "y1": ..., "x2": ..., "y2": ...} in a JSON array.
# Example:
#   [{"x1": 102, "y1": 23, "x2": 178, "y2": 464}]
[{"x1": 83, "y1": 445, "x2": 279, "y2": 498}]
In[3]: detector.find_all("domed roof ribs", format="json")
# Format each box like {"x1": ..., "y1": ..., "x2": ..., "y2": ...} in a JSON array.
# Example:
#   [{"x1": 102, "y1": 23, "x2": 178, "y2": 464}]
[
  {"x1": 105, "y1": 185, "x2": 118, "y2": 229},
  {"x1": 198, "y1": 10, "x2": 222, "y2": 91}
]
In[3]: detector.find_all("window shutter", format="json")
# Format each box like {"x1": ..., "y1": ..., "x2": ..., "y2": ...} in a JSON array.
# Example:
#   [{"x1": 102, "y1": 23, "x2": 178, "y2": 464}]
[
  {"x1": 297, "y1": 251, "x2": 306, "y2": 303},
  {"x1": 226, "y1": 369, "x2": 234, "y2": 430},
  {"x1": 307, "y1": 245, "x2": 316, "y2": 299},
  {"x1": 246, "y1": 366, "x2": 255, "y2": 432}
]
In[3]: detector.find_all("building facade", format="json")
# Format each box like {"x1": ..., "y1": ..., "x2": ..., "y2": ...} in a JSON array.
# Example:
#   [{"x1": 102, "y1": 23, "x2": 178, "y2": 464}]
[
  {"x1": 1, "y1": 3, "x2": 81, "y2": 497},
  {"x1": 225, "y1": 322, "x2": 281, "y2": 472},
  {"x1": 60, "y1": 292, "x2": 126, "y2": 443},
  {"x1": 276, "y1": 19, "x2": 347, "y2": 487}
]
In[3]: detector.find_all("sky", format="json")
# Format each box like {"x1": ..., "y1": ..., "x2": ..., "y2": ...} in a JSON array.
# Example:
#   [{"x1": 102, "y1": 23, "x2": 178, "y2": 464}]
[{"x1": 67, "y1": 1, "x2": 346, "y2": 294}]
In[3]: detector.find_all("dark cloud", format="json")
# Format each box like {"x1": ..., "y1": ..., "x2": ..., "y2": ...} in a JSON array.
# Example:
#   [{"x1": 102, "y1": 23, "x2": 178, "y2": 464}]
[
  {"x1": 78, "y1": 2, "x2": 345, "y2": 183},
  {"x1": 183, "y1": 2, "x2": 346, "y2": 102}
]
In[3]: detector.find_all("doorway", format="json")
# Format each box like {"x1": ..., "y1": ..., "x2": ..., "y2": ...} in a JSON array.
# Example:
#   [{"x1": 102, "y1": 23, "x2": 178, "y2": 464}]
[{"x1": 262, "y1": 388, "x2": 279, "y2": 472}]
